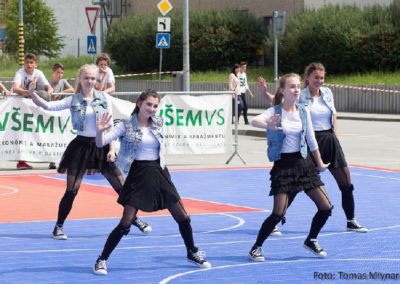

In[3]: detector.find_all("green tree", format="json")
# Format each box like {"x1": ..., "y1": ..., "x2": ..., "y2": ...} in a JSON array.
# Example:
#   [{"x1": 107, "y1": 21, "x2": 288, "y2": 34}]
[{"x1": 4, "y1": 0, "x2": 64, "y2": 57}]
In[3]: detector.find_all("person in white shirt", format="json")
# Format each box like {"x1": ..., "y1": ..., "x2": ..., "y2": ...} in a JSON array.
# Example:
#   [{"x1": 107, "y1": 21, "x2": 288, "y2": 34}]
[
  {"x1": 248, "y1": 73, "x2": 332, "y2": 262},
  {"x1": 300, "y1": 62, "x2": 367, "y2": 233},
  {"x1": 28, "y1": 64, "x2": 152, "y2": 241},
  {"x1": 228, "y1": 63, "x2": 243, "y2": 123},
  {"x1": 12, "y1": 53, "x2": 54, "y2": 170},
  {"x1": 95, "y1": 53, "x2": 116, "y2": 94},
  {"x1": 238, "y1": 61, "x2": 254, "y2": 124}
]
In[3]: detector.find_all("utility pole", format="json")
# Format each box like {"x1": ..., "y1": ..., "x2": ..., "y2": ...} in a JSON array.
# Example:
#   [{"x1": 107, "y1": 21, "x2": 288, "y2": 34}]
[
  {"x1": 182, "y1": 0, "x2": 190, "y2": 92},
  {"x1": 18, "y1": 0, "x2": 24, "y2": 66}
]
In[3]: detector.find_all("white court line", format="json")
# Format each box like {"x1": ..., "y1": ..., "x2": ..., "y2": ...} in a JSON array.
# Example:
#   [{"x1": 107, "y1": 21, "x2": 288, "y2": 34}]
[
  {"x1": 124, "y1": 213, "x2": 247, "y2": 240},
  {"x1": 1, "y1": 224, "x2": 399, "y2": 254},
  {"x1": 0, "y1": 185, "x2": 19, "y2": 196},
  {"x1": 159, "y1": 258, "x2": 400, "y2": 284},
  {"x1": 352, "y1": 173, "x2": 400, "y2": 181}
]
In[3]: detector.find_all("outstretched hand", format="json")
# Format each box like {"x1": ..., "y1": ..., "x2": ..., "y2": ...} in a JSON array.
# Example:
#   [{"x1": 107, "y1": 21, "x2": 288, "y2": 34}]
[
  {"x1": 97, "y1": 112, "x2": 113, "y2": 132},
  {"x1": 266, "y1": 114, "x2": 282, "y2": 130}
]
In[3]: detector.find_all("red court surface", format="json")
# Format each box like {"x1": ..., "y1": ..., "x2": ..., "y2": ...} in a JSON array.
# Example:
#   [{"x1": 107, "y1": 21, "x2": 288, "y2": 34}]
[{"x1": 0, "y1": 174, "x2": 262, "y2": 223}]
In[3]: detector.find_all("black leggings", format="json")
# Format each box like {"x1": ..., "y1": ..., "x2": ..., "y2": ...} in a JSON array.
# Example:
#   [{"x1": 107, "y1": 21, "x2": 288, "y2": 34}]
[
  {"x1": 99, "y1": 200, "x2": 197, "y2": 260},
  {"x1": 56, "y1": 166, "x2": 124, "y2": 226},
  {"x1": 254, "y1": 187, "x2": 332, "y2": 247}
]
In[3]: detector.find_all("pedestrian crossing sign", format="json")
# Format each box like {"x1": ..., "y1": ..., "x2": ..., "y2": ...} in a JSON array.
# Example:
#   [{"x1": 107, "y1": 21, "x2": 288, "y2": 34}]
[
  {"x1": 156, "y1": 33, "x2": 171, "y2": 49},
  {"x1": 87, "y1": 35, "x2": 97, "y2": 54}
]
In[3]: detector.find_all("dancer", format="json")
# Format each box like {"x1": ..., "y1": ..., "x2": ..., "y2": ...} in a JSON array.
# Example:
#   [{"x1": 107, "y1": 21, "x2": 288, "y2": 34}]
[
  {"x1": 93, "y1": 89, "x2": 211, "y2": 275},
  {"x1": 249, "y1": 73, "x2": 332, "y2": 262},
  {"x1": 299, "y1": 62, "x2": 367, "y2": 232},
  {"x1": 28, "y1": 64, "x2": 151, "y2": 240}
]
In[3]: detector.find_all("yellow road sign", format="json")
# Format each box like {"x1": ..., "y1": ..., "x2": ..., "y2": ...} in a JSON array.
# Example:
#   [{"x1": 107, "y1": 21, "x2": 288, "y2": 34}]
[{"x1": 157, "y1": 0, "x2": 173, "y2": 16}]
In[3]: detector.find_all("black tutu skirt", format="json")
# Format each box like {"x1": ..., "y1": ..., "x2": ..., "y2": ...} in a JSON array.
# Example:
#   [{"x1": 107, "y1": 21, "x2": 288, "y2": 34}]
[
  {"x1": 269, "y1": 152, "x2": 324, "y2": 196},
  {"x1": 57, "y1": 135, "x2": 119, "y2": 175},
  {"x1": 118, "y1": 160, "x2": 181, "y2": 212},
  {"x1": 315, "y1": 129, "x2": 347, "y2": 169}
]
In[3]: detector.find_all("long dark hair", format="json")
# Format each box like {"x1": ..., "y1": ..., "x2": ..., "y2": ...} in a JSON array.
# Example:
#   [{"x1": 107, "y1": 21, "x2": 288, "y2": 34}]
[
  {"x1": 272, "y1": 73, "x2": 301, "y2": 105},
  {"x1": 132, "y1": 89, "x2": 161, "y2": 115},
  {"x1": 304, "y1": 62, "x2": 326, "y2": 86},
  {"x1": 231, "y1": 63, "x2": 240, "y2": 76}
]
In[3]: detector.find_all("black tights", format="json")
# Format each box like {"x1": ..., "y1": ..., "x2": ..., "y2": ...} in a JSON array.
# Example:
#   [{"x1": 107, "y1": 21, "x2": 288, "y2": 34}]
[
  {"x1": 254, "y1": 187, "x2": 332, "y2": 247},
  {"x1": 56, "y1": 167, "x2": 124, "y2": 226},
  {"x1": 329, "y1": 166, "x2": 355, "y2": 220},
  {"x1": 99, "y1": 200, "x2": 196, "y2": 260}
]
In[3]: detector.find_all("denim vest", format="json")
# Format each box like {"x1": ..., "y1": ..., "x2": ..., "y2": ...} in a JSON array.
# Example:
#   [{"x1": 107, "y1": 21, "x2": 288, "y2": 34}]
[
  {"x1": 266, "y1": 104, "x2": 308, "y2": 162},
  {"x1": 70, "y1": 91, "x2": 108, "y2": 131},
  {"x1": 116, "y1": 114, "x2": 166, "y2": 174},
  {"x1": 299, "y1": 86, "x2": 335, "y2": 129}
]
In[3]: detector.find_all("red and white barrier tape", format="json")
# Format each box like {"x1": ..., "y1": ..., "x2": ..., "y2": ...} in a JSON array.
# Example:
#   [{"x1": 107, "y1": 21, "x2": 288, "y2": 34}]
[{"x1": 325, "y1": 83, "x2": 400, "y2": 94}]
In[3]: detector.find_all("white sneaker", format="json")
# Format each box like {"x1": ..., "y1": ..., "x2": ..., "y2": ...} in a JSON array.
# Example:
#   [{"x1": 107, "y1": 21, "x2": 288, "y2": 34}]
[
  {"x1": 93, "y1": 258, "x2": 107, "y2": 276},
  {"x1": 271, "y1": 226, "x2": 282, "y2": 236},
  {"x1": 52, "y1": 225, "x2": 67, "y2": 240}
]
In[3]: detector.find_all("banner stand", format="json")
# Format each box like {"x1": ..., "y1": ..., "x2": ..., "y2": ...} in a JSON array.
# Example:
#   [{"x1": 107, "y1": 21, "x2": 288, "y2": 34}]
[{"x1": 225, "y1": 93, "x2": 246, "y2": 165}]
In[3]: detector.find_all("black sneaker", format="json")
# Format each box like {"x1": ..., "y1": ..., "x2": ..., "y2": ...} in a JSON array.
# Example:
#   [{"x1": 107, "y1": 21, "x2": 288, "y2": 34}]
[
  {"x1": 52, "y1": 225, "x2": 67, "y2": 240},
  {"x1": 187, "y1": 250, "x2": 212, "y2": 269},
  {"x1": 347, "y1": 219, "x2": 368, "y2": 233},
  {"x1": 93, "y1": 257, "x2": 107, "y2": 276},
  {"x1": 248, "y1": 246, "x2": 265, "y2": 262},
  {"x1": 132, "y1": 218, "x2": 152, "y2": 234},
  {"x1": 49, "y1": 162, "x2": 57, "y2": 169},
  {"x1": 303, "y1": 239, "x2": 327, "y2": 258}
]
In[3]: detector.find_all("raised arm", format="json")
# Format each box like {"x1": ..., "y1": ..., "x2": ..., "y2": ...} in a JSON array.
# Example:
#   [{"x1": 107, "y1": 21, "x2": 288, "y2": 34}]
[{"x1": 257, "y1": 76, "x2": 274, "y2": 104}]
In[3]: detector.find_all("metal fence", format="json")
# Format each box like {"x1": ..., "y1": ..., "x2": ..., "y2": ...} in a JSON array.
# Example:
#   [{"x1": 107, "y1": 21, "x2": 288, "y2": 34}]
[{"x1": 1, "y1": 77, "x2": 399, "y2": 113}]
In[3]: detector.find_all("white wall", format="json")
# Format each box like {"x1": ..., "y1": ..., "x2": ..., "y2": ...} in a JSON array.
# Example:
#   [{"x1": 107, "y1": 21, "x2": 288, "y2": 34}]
[
  {"x1": 305, "y1": 0, "x2": 393, "y2": 10},
  {"x1": 44, "y1": 0, "x2": 104, "y2": 57}
]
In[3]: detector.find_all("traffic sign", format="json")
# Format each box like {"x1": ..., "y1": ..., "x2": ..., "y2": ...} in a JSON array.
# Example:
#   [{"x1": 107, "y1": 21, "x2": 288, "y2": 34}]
[
  {"x1": 157, "y1": 17, "x2": 171, "y2": 32},
  {"x1": 85, "y1": 7, "x2": 99, "y2": 34},
  {"x1": 157, "y1": 0, "x2": 173, "y2": 16},
  {"x1": 156, "y1": 33, "x2": 171, "y2": 49},
  {"x1": 87, "y1": 35, "x2": 97, "y2": 54}
]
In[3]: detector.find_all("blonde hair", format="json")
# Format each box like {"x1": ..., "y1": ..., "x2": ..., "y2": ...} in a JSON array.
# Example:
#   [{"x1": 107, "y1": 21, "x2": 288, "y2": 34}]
[
  {"x1": 75, "y1": 64, "x2": 98, "y2": 93},
  {"x1": 272, "y1": 73, "x2": 301, "y2": 105}
]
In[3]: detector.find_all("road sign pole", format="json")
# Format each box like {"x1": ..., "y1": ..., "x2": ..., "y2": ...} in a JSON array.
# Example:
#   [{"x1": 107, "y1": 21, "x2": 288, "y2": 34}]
[{"x1": 159, "y1": 48, "x2": 163, "y2": 82}]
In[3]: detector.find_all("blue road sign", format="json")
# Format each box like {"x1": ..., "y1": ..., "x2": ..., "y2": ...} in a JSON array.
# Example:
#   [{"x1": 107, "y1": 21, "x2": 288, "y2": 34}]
[
  {"x1": 156, "y1": 33, "x2": 171, "y2": 49},
  {"x1": 87, "y1": 35, "x2": 97, "y2": 55}
]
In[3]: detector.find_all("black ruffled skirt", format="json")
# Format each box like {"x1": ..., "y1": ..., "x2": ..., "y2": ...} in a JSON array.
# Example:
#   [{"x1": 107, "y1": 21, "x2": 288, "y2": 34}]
[
  {"x1": 117, "y1": 160, "x2": 181, "y2": 212},
  {"x1": 269, "y1": 152, "x2": 324, "y2": 196},
  {"x1": 57, "y1": 135, "x2": 119, "y2": 175},
  {"x1": 315, "y1": 129, "x2": 347, "y2": 169}
]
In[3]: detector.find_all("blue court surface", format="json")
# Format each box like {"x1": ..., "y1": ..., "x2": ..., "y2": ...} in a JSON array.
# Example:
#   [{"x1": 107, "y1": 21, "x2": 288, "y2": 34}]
[{"x1": 0, "y1": 166, "x2": 399, "y2": 283}]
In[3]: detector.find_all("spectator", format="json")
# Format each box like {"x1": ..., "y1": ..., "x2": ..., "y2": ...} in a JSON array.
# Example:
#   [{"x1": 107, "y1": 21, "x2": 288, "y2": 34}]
[
  {"x1": 238, "y1": 61, "x2": 254, "y2": 124},
  {"x1": 95, "y1": 53, "x2": 115, "y2": 94},
  {"x1": 12, "y1": 53, "x2": 54, "y2": 169}
]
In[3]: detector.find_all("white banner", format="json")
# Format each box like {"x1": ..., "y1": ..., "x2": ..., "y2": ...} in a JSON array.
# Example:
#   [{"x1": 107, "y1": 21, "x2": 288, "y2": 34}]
[
  {"x1": 0, "y1": 94, "x2": 232, "y2": 162},
  {"x1": 159, "y1": 94, "x2": 232, "y2": 154}
]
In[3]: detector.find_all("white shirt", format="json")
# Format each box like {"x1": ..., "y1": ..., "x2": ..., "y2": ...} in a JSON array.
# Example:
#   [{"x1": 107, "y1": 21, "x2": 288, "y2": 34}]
[
  {"x1": 44, "y1": 93, "x2": 113, "y2": 137},
  {"x1": 238, "y1": 72, "x2": 249, "y2": 94},
  {"x1": 96, "y1": 67, "x2": 115, "y2": 85},
  {"x1": 308, "y1": 96, "x2": 333, "y2": 131},
  {"x1": 252, "y1": 107, "x2": 319, "y2": 152},
  {"x1": 13, "y1": 68, "x2": 50, "y2": 90},
  {"x1": 103, "y1": 123, "x2": 160, "y2": 161}
]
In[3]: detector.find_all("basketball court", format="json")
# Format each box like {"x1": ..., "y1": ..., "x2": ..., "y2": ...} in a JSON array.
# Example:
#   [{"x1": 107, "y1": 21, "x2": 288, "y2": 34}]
[{"x1": 1, "y1": 165, "x2": 399, "y2": 283}]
